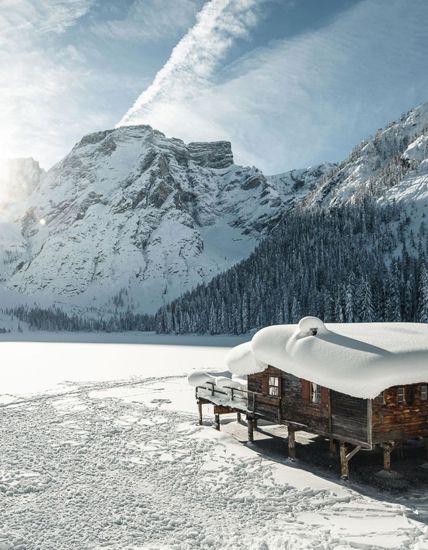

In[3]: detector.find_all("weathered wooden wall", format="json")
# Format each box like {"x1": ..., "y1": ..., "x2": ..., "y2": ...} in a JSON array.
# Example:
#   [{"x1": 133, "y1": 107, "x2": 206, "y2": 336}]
[
  {"x1": 248, "y1": 369, "x2": 428, "y2": 447},
  {"x1": 280, "y1": 372, "x2": 330, "y2": 433},
  {"x1": 248, "y1": 367, "x2": 331, "y2": 432},
  {"x1": 330, "y1": 390, "x2": 368, "y2": 444},
  {"x1": 372, "y1": 384, "x2": 428, "y2": 443},
  {"x1": 247, "y1": 366, "x2": 282, "y2": 423}
]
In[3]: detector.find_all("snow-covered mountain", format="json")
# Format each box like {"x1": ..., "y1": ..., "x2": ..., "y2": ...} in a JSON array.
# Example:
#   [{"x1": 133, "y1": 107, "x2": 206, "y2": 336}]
[
  {"x1": 3, "y1": 101, "x2": 428, "y2": 319},
  {"x1": 303, "y1": 102, "x2": 428, "y2": 210},
  {"x1": 154, "y1": 101, "x2": 428, "y2": 334},
  {"x1": 0, "y1": 126, "x2": 330, "y2": 313}
]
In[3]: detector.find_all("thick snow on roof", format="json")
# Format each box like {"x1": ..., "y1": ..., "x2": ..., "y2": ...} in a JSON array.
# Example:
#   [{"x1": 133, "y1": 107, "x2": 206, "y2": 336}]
[{"x1": 226, "y1": 317, "x2": 428, "y2": 399}]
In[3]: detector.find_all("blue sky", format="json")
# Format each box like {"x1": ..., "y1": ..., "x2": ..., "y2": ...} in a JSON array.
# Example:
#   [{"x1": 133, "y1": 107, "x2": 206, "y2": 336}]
[{"x1": 2, "y1": 0, "x2": 428, "y2": 173}]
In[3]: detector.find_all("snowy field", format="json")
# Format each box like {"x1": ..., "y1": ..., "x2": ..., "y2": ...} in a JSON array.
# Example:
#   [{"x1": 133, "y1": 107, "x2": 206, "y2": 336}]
[{"x1": 0, "y1": 334, "x2": 428, "y2": 549}]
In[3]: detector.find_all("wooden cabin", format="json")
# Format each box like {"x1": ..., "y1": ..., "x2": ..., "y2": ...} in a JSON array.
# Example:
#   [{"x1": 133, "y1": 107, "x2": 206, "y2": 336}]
[
  {"x1": 246, "y1": 365, "x2": 428, "y2": 478},
  {"x1": 192, "y1": 317, "x2": 428, "y2": 478}
]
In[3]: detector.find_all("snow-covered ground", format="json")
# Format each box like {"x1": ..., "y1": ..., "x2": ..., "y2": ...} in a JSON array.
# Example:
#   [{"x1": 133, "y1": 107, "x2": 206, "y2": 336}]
[{"x1": 0, "y1": 334, "x2": 427, "y2": 549}]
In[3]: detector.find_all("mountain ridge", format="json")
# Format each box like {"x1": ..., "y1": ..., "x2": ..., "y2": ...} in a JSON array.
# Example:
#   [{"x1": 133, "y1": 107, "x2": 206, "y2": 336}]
[
  {"x1": 0, "y1": 124, "x2": 331, "y2": 314},
  {"x1": 2, "y1": 100, "x2": 428, "y2": 324}
]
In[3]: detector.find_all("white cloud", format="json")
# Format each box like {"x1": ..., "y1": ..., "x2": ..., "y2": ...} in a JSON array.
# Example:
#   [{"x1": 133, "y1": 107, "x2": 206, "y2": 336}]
[
  {"x1": 118, "y1": 0, "x2": 270, "y2": 126},
  {"x1": 0, "y1": 0, "x2": 92, "y2": 49},
  {"x1": 119, "y1": 0, "x2": 428, "y2": 173},
  {"x1": 0, "y1": 0, "x2": 118, "y2": 168},
  {"x1": 92, "y1": 0, "x2": 202, "y2": 43}
]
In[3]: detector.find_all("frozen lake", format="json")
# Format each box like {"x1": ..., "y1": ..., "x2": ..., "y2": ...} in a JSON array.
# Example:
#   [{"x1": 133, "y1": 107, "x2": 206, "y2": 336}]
[{"x1": 0, "y1": 334, "x2": 427, "y2": 549}]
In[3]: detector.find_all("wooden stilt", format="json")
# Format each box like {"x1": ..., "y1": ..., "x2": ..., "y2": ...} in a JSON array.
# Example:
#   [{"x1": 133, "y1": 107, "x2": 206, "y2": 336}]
[
  {"x1": 214, "y1": 413, "x2": 220, "y2": 431},
  {"x1": 383, "y1": 443, "x2": 393, "y2": 471},
  {"x1": 329, "y1": 438, "x2": 336, "y2": 455},
  {"x1": 340, "y1": 442, "x2": 348, "y2": 479},
  {"x1": 197, "y1": 401, "x2": 203, "y2": 426},
  {"x1": 424, "y1": 437, "x2": 428, "y2": 460},
  {"x1": 288, "y1": 426, "x2": 296, "y2": 460},
  {"x1": 237, "y1": 412, "x2": 242, "y2": 423},
  {"x1": 253, "y1": 418, "x2": 258, "y2": 431},
  {"x1": 247, "y1": 416, "x2": 254, "y2": 442}
]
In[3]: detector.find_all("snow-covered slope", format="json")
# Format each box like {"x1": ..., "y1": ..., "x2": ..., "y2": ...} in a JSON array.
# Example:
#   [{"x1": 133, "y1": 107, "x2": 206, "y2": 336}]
[
  {"x1": 1, "y1": 126, "x2": 329, "y2": 313},
  {"x1": 266, "y1": 164, "x2": 334, "y2": 207},
  {"x1": 304, "y1": 102, "x2": 428, "y2": 209}
]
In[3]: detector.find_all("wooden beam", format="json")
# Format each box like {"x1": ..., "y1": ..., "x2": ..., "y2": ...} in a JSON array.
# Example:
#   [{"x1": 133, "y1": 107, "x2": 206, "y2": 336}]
[
  {"x1": 253, "y1": 418, "x2": 258, "y2": 431},
  {"x1": 197, "y1": 401, "x2": 203, "y2": 426},
  {"x1": 288, "y1": 426, "x2": 296, "y2": 460},
  {"x1": 237, "y1": 412, "x2": 242, "y2": 423},
  {"x1": 329, "y1": 438, "x2": 336, "y2": 456},
  {"x1": 346, "y1": 445, "x2": 362, "y2": 462},
  {"x1": 383, "y1": 442, "x2": 393, "y2": 471},
  {"x1": 340, "y1": 442, "x2": 349, "y2": 479},
  {"x1": 214, "y1": 405, "x2": 233, "y2": 415},
  {"x1": 247, "y1": 416, "x2": 254, "y2": 442},
  {"x1": 214, "y1": 414, "x2": 220, "y2": 431}
]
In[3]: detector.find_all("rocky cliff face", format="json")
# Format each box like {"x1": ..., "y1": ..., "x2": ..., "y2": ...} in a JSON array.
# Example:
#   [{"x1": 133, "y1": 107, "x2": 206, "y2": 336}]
[
  {"x1": 303, "y1": 102, "x2": 428, "y2": 210},
  {"x1": 1, "y1": 125, "x2": 330, "y2": 313}
]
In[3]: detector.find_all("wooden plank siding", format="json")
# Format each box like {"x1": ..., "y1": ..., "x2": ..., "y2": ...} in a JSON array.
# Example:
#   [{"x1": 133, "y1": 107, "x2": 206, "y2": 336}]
[
  {"x1": 372, "y1": 384, "x2": 428, "y2": 443},
  {"x1": 248, "y1": 367, "x2": 370, "y2": 447},
  {"x1": 330, "y1": 390, "x2": 369, "y2": 445},
  {"x1": 247, "y1": 366, "x2": 282, "y2": 422},
  {"x1": 280, "y1": 372, "x2": 330, "y2": 432},
  {"x1": 248, "y1": 368, "x2": 428, "y2": 448},
  {"x1": 248, "y1": 367, "x2": 331, "y2": 432}
]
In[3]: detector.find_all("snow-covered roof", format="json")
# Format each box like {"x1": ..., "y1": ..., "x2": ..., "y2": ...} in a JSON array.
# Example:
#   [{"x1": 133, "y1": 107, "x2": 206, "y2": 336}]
[{"x1": 226, "y1": 317, "x2": 428, "y2": 399}]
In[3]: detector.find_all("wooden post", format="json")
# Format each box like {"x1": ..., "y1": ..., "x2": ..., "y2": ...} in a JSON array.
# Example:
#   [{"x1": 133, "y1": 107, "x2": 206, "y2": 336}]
[
  {"x1": 288, "y1": 426, "x2": 296, "y2": 460},
  {"x1": 383, "y1": 443, "x2": 393, "y2": 471},
  {"x1": 237, "y1": 412, "x2": 242, "y2": 423},
  {"x1": 424, "y1": 437, "x2": 428, "y2": 460},
  {"x1": 197, "y1": 401, "x2": 203, "y2": 425},
  {"x1": 247, "y1": 416, "x2": 254, "y2": 442},
  {"x1": 329, "y1": 438, "x2": 336, "y2": 455},
  {"x1": 214, "y1": 413, "x2": 220, "y2": 431},
  {"x1": 340, "y1": 442, "x2": 349, "y2": 479},
  {"x1": 253, "y1": 418, "x2": 258, "y2": 431}
]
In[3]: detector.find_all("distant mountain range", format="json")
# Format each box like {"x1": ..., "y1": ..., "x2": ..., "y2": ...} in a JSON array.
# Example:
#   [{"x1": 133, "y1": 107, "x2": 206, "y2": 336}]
[{"x1": 1, "y1": 101, "x2": 428, "y2": 330}]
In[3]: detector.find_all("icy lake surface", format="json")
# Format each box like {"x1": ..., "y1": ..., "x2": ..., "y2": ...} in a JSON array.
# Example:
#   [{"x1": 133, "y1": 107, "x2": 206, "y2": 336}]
[{"x1": 0, "y1": 333, "x2": 427, "y2": 549}]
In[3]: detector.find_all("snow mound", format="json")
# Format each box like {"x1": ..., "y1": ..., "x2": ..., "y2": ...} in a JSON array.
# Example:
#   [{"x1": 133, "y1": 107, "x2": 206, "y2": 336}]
[
  {"x1": 226, "y1": 342, "x2": 266, "y2": 376},
  {"x1": 226, "y1": 317, "x2": 428, "y2": 398},
  {"x1": 187, "y1": 371, "x2": 215, "y2": 388},
  {"x1": 187, "y1": 370, "x2": 247, "y2": 408}
]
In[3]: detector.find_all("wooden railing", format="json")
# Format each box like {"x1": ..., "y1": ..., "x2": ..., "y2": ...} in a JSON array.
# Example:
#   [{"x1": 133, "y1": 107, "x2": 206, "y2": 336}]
[{"x1": 195, "y1": 383, "x2": 263, "y2": 413}]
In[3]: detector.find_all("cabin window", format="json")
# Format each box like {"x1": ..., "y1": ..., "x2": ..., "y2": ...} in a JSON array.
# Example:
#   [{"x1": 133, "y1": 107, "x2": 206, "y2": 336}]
[
  {"x1": 397, "y1": 386, "x2": 406, "y2": 403},
  {"x1": 268, "y1": 376, "x2": 279, "y2": 397},
  {"x1": 375, "y1": 392, "x2": 386, "y2": 405},
  {"x1": 420, "y1": 385, "x2": 428, "y2": 401},
  {"x1": 311, "y1": 383, "x2": 321, "y2": 404}
]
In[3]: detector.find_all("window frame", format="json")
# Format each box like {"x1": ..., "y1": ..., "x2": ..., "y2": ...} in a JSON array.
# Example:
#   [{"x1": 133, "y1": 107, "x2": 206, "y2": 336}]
[
  {"x1": 268, "y1": 375, "x2": 280, "y2": 397},
  {"x1": 375, "y1": 391, "x2": 386, "y2": 405},
  {"x1": 397, "y1": 386, "x2": 406, "y2": 404},
  {"x1": 420, "y1": 385, "x2": 428, "y2": 401},
  {"x1": 311, "y1": 383, "x2": 321, "y2": 404}
]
